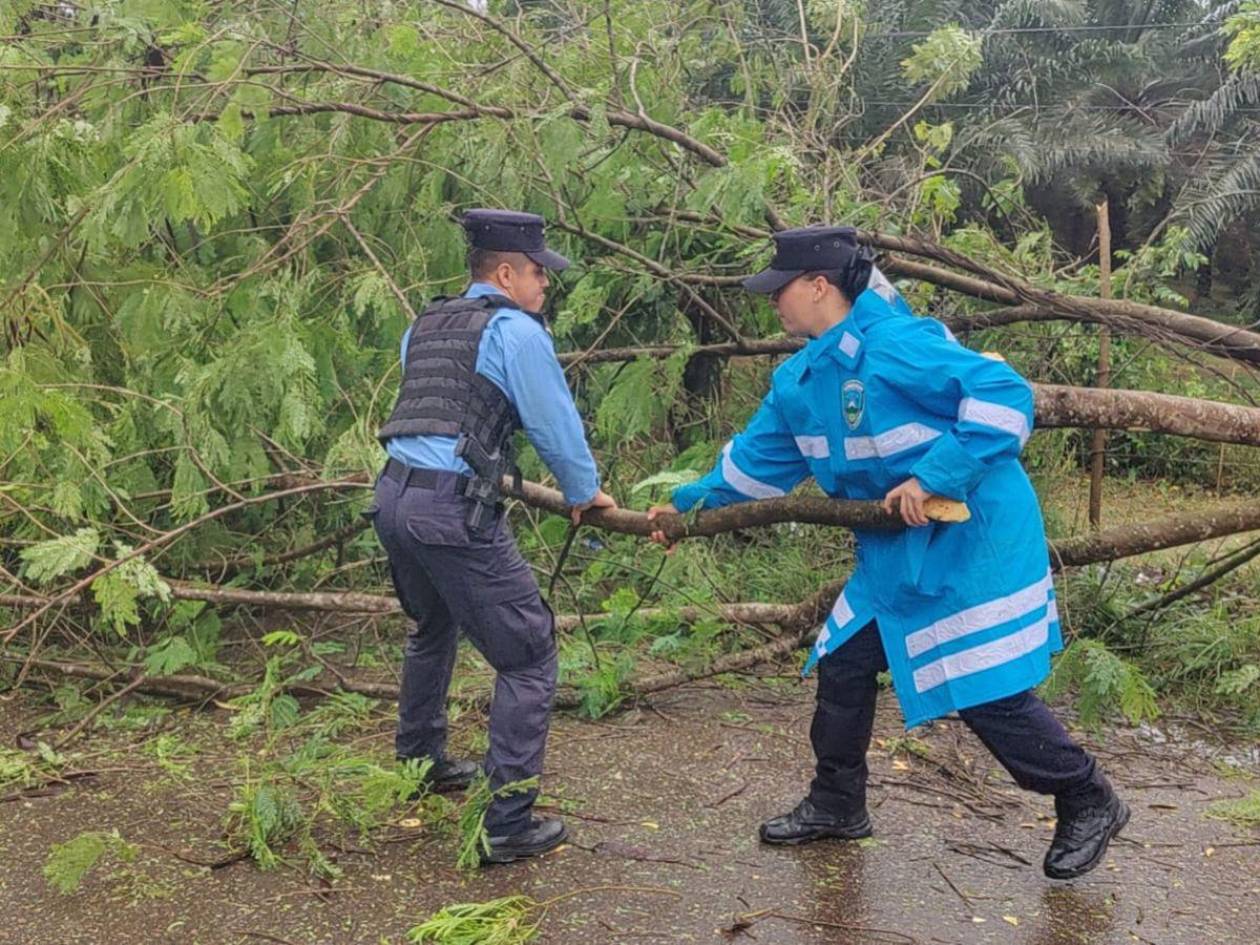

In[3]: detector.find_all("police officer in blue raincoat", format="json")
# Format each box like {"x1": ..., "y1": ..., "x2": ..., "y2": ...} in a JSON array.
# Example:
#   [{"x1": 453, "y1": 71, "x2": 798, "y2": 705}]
[
  {"x1": 648, "y1": 226, "x2": 1129, "y2": 879},
  {"x1": 373, "y1": 209, "x2": 616, "y2": 865}
]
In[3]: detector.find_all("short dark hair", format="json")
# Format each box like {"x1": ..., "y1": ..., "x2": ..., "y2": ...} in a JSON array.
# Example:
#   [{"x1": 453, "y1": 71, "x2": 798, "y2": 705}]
[
  {"x1": 800, "y1": 269, "x2": 847, "y2": 290},
  {"x1": 800, "y1": 255, "x2": 874, "y2": 303},
  {"x1": 467, "y1": 247, "x2": 524, "y2": 280}
]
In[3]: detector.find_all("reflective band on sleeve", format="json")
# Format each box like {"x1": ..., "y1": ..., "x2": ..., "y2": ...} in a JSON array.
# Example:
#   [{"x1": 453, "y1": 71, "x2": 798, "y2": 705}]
[
  {"x1": 720, "y1": 442, "x2": 785, "y2": 499},
  {"x1": 958, "y1": 396, "x2": 1030, "y2": 445}
]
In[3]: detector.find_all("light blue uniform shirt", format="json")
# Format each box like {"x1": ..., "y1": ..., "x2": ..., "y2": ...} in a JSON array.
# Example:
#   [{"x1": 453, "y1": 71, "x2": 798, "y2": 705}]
[
  {"x1": 672, "y1": 274, "x2": 1059, "y2": 728},
  {"x1": 385, "y1": 282, "x2": 600, "y2": 506}
]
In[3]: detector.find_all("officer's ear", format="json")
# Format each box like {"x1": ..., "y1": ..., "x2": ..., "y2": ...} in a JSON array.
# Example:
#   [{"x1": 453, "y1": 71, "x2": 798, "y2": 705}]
[{"x1": 493, "y1": 255, "x2": 527, "y2": 289}]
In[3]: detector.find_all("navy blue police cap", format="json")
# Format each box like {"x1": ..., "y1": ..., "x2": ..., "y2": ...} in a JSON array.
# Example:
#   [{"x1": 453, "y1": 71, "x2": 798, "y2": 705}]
[
  {"x1": 461, "y1": 208, "x2": 570, "y2": 271},
  {"x1": 742, "y1": 225, "x2": 870, "y2": 295}
]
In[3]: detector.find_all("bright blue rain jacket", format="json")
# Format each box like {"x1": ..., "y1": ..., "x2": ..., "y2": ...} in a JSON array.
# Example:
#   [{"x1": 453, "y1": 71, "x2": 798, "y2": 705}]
[{"x1": 671, "y1": 273, "x2": 1060, "y2": 728}]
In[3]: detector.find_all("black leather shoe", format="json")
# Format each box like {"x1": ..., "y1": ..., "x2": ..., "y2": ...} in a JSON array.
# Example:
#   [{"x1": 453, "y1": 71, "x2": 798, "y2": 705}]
[
  {"x1": 481, "y1": 817, "x2": 568, "y2": 865},
  {"x1": 401, "y1": 756, "x2": 479, "y2": 796},
  {"x1": 1044, "y1": 785, "x2": 1130, "y2": 879},
  {"x1": 759, "y1": 798, "x2": 872, "y2": 845}
]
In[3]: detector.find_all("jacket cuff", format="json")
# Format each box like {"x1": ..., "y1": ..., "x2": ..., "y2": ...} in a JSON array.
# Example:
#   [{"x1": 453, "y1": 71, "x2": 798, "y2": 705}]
[
  {"x1": 562, "y1": 477, "x2": 600, "y2": 508},
  {"x1": 670, "y1": 482, "x2": 707, "y2": 513},
  {"x1": 910, "y1": 433, "x2": 985, "y2": 500}
]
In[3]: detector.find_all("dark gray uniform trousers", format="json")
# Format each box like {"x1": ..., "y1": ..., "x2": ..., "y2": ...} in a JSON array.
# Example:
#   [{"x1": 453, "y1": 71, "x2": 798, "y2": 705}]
[
  {"x1": 808, "y1": 621, "x2": 1104, "y2": 816},
  {"x1": 371, "y1": 467, "x2": 557, "y2": 836}
]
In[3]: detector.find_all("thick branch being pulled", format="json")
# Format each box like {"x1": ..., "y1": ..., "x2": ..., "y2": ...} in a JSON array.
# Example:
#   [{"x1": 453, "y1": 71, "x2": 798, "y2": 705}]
[
  {"x1": 508, "y1": 479, "x2": 967, "y2": 539},
  {"x1": 516, "y1": 482, "x2": 1260, "y2": 571}
]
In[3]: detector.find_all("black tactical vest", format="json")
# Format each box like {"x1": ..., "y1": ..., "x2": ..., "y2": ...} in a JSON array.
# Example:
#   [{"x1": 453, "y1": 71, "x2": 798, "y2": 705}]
[{"x1": 378, "y1": 294, "x2": 535, "y2": 490}]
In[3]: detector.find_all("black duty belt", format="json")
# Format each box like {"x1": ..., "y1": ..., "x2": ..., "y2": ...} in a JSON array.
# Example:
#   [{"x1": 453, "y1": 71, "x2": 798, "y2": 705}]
[{"x1": 382, "y1": 458, "x2": 474, "y2": 493}]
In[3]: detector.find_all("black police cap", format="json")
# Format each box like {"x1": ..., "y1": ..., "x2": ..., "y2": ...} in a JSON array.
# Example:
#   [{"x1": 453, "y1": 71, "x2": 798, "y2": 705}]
[
  {"x1": 742, "y1": 225, "x2": 870, "y2": 295},
  {"x1": 461, "y1": 208, "x2": 570, "y2": 271}
]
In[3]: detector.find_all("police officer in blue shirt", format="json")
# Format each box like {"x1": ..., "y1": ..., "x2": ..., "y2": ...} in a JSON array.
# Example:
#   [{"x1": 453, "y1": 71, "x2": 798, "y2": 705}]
[
  {"x1": 373, "y1": 209, "x2": 616, "y2": 864},
  {"x1": 649, "y1": 226, "x2": 1128, "y2": 880}
]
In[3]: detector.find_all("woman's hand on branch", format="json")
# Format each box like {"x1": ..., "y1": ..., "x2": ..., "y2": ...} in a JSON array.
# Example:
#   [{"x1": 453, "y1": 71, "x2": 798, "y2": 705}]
[{"x1": 882, "y1": 478, "x2": 934, "y2": 527}]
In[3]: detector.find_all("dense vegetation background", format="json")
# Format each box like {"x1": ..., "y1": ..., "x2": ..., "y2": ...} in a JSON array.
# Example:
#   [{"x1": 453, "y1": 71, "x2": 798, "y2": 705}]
[{"x1": 3, "y1": 0, "x2": 1260, "y2": 889}]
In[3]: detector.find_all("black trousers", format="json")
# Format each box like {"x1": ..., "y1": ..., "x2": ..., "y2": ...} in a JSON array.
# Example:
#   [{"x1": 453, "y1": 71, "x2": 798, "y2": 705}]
[
  {"x1": 808, "y1": 621, "x2": 1103, "y2": 816},
  {"x1": 372, "y1": 469, "x2": 557, "y2": 836}
]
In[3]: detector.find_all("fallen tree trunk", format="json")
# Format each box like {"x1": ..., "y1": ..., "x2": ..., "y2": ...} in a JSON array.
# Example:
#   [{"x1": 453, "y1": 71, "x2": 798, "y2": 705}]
[
  {"x1": 889, "y1": 260, "x2": 1260, "y2": 364},
  {"x1": 1032, "y1": 384, "x2": 1260, "y2": 445},
  {"x1": 1049, "y1": 499, "x2": 1260, "y2": 568},
  {"x1": 166, "y1": 582, "x2": 399, "y2": 614}
]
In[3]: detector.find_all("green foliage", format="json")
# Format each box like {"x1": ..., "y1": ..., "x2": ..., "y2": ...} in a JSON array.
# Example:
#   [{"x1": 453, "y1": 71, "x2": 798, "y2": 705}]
[
  {"x1": 407, "y1": 896, "x2": 540, "y2": 945},
  {"x1": 43, "y1": 830, "x2": 137, "y2": 895},
  {"x1": 83, "y1": 114, "x2": 253, "y2": 250},
  {"x1": 1216, "y1": 663, "x2": 1260, "y2": 698},
  {"x1": 19, "y1": 528, "x2": 100, "y2": 585},
  {"x1": 0, "y1": 742, "x2": 66, "y2": 793},
  {"x1": 217, "y1": 702, "x2": 437, "y2": 876},
  {"x1": 137, "y1": 601, "x2": 224, "y2": 676},
  {"x1": 1225, "y1": 3, "x2": 1260, "y2": 74},
  {"x1": 455, "y1": 776, "x2": 540, "y2": 872},
  {"x1": 2, "y1": 0, "x2": 1259, "y2": 785},
  {"x1": 141, "y1": 634, "x2": 199, "y2": 675},
  {"x1": 224, "y1": 653, "x2": 320, "y2": 739},
  {"x1": 900, "y1": 26, "x2": 984, "y2": 98},
  {"x1": 143, "y1": 733, "x2": 198, "y2": 779},
  {"x1": 91, "y1": 546, "x2": 171, "y2": 636},
  {"x1": 1043, "y1": 638, "x2": 1159, "y2": 727},
  {"x1": 302, "y1": 690, "x2": 380, "y2": 738},
  {"x1": 1205, "y1": 789, "x2": 1260, "y2": 828},
  {"x1": 573, "y1": 650, "x2": 636, "y2": 720},
  {"x1": 226, "y1": 778, "x2": 304, "y2": 870},
  {"x1": 629, "y1": 469, "x2": 700, "y2": 497},
  {"x1": 594, "y1": 352, "x2": 688, "y2": 443},
  {"x1": 884, "y1": 735, "x2": 932, "y2": 759}
]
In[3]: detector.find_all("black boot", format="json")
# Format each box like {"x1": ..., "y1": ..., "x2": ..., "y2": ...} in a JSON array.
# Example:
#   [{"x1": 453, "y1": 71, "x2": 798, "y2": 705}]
[
  {"x1": 481, "y1": 817, "x2": 568, "y2": 865},
  {"x1": 759, "y1": 798, "x2": 872, "y2": 845},
  {"x1": 1044, "y1": 779, "x2": 1130, "y2": 879},
  {"x1": 401, "y1": 756, "x2": 479, "y2": 796}
]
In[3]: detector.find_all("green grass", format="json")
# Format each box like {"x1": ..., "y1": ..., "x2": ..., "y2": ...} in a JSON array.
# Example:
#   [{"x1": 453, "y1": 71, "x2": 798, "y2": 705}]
[{"x1": 1206, "y1": 790, "x2": 1260, "y2": 829}]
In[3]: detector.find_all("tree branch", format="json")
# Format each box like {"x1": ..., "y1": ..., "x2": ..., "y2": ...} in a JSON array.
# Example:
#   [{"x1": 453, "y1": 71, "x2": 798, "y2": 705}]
[
  {"x1": 188, "y1": 101, "x2": 485, "y2": 125},
  {"x1": 7, "y1": 584, "x2": 836, "y2": 710},
  {"x1": 1050, "y1": 499, "x2": 1260, "y2": 568}
]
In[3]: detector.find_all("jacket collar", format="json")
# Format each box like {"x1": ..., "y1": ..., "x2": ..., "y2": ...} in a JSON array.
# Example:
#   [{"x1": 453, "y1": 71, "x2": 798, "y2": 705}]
[
  {"x1": 463, "y1": 281, "x2": 548, "y2": 327},
  {"x1": 465, "y1": 281, "x2": 506, "y2": 300},
  {"x1": 801, "y1": 288, "x2": 895, "y2": 374}
]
